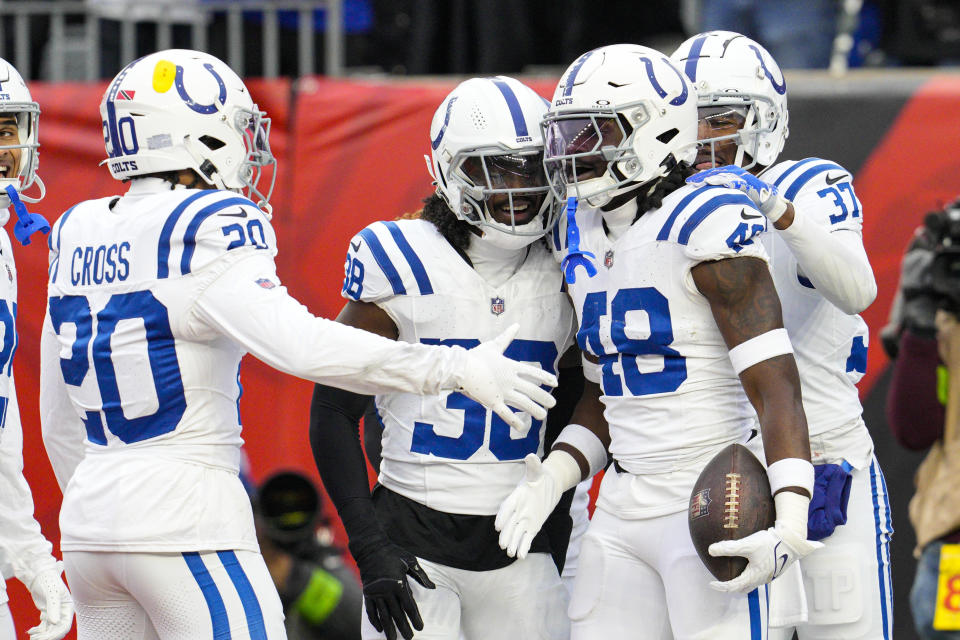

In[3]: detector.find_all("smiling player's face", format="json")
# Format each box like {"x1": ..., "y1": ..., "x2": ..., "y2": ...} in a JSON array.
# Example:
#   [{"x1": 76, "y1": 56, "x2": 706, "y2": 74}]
[{"x1": 0, "y1": 115, "x2": 22, "y2": 180}]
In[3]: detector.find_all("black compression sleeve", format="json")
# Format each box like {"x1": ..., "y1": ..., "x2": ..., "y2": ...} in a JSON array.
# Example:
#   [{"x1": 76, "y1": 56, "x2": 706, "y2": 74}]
[
  {"x1": 541, "y1": 364, "x2": 586, "y2": 573},
  {"x1": 309, "y1": 384, "x2": 386, "y2": 552}
]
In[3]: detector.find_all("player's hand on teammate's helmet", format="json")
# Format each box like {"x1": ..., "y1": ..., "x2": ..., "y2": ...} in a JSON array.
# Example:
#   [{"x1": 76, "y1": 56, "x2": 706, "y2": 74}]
[
  {"x1": 495, "y1": 453, "x2": 564, "y2": 559},
  {"x1": 352, "y1": 541, "x2": 435, "y2": 640},
  {"x1": 707, "y1": 492, "x2": 822, "y2": 593},
  {"x1": 26, "y1": 562, "x2": 74, "y2": 640},
  {"x1": 687, "y1": 166, "x2": 789, "y2": 223},
  {"x1": 455, "y1": 324, "x2": 558, "y2": 432}
]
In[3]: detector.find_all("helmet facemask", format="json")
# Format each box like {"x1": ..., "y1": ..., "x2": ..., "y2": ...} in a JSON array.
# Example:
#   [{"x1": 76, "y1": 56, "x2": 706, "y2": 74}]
[
  {"x1": 542, "y1": 101, "x2": 664, "y2": 209},
  {"x1": 695, "y1": 93, "x2": 780, "y2": 172},
  {"x1": 235, "y1": 106, "x2": 276, "y2": 215},
  {"x1": 442, "y1": 145, "x2": 557, "y2": 242},
  {"x1": 0, "y1": 103, "x2": 42, "y2": 205}
]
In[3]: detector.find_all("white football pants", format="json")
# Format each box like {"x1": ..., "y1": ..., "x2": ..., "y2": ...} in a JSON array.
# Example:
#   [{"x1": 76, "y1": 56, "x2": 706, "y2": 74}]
[
  {"x1": 361, "y1": 552, "x2": 569, "y2": 640},
  {"x1": 569, "y1": 505, "x2": 769, "y2": 640},
  {"x1": 65, "y1": 549, "x2": 286, "y2": 640}
]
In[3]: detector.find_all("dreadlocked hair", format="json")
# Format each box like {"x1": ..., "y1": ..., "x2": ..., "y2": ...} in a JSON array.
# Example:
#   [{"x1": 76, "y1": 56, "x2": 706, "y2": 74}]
[
  {"x1": 634, "y1": 158, "x2": 696, "y2": 216},
  {"x1": 420, "y1": 192, "x2": 475, "y2": 253}
]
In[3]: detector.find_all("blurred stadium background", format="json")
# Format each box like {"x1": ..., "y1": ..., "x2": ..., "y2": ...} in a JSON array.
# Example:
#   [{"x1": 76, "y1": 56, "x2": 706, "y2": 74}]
[{"x1": 6, "y1": 1, "x2": 960, "y2": 638}]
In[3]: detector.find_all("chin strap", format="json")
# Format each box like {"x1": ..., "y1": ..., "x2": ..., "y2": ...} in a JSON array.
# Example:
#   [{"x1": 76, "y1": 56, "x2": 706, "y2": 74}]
[
  {"x1": 6, "y1": 185, "x2": 50, "y2": 245},
  {"x1": 560, "y1": 196, "x2": 596, "y2": 284}
]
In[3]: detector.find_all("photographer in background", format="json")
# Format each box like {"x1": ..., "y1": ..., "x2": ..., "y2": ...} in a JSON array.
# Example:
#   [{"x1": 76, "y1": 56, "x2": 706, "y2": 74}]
[
  {"x1": 253, "y1": 471, "x2": 363, "y2": 640},
  {"x1": 885, "y1": 201, "x2": 960, "y2": 639}
]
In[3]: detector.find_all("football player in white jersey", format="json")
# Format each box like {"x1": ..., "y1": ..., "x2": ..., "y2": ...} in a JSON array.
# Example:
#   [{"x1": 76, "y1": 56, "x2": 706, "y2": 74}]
[
  {"x1": 309, "y1": 76, "x2": 582, "y2": 640},
  {"x1": 671, "y1": 31, "x2": 892, "y2": 640},
  {"x1": 37, "y1": 50, "x2": 558, "y2": 640},
  {"x1": 494, "y1": 44, "x2": 824, "y2": 639},
  {"x1": 0, "y1": 57, "x2": 74, "y2": 640}
]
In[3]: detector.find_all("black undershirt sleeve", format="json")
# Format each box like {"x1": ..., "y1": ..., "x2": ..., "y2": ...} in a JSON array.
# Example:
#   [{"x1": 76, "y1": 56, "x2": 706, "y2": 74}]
[
  {"x1": 309, "y1": 383, "x2": 385, "y2": 557},
  {"x1": 540, "y1": 364, "x2": 586, "y2": 574}
]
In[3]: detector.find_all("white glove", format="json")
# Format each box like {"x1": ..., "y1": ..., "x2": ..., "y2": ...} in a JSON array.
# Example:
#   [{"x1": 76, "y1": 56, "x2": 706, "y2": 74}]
[
  {"x1": 26, "y1": 563, "x2": 74, "y2": 640},
  {"x1": 707, "y1": 492, "x2": 823, "y2": 593},
  {"x1": 495, "y1": 451, "x2": 580, "y2": 559},
  {"x1": 455, "y1": 324, "x2": 558, "y2": 432},
  {"x1": 687, "y1": 166, "x2": 789, "y2": 223}
]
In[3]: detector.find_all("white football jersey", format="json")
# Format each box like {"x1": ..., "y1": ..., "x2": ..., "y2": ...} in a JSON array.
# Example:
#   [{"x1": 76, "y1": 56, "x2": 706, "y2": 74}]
[
  {"x1": 42, "y1": 185, "x2": 277, "y2": 553},
  {"x1": 343, "y1": 219, "x2": 575, "y2": 515},
  {"x1": 760, "y1": 158, "x2": 872, "y2": 465},
  {"x1": 553, "y1": 184, "x2": 771, "y2": 517}
]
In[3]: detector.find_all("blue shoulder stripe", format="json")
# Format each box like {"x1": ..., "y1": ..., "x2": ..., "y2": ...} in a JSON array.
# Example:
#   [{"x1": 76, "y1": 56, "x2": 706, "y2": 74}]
[
  {"x1": 156, "y1": 191, "x2": 221, "y2": 278},
  {"x1": 771, "y1": 158, "x2": 822, "y2": 188},
  {"x1": 180, "y1": 196, "x2": 258, "y2": 276},
  {"x1": 383, "y1": 222, "x2": 433, "y2": 295},
  {"x1": 657, "y1": 185, "x2": 724, "y2": 241},
  {"x1": 358, "y1": 227, "x2": 405, "y2": 295},
  {"x1": 678, "y1": 193, "x2": 755, "y2": 246},
  {"x1": 50, "y1": 204, "x2": 79, "y2": 283},
  {"x1": 782, "y1": 162, "x2": 846, "y2": 201}
]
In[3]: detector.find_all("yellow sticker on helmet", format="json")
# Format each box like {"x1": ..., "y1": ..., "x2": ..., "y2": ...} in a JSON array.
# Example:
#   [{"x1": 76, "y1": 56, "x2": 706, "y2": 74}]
[{"x1": 152, "y1": 61, "x2": 176, "y2": 93}]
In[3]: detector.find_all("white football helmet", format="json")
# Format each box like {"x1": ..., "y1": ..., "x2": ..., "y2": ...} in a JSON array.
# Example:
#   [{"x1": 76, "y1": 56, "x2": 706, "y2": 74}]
[
  {"x1": 427, "y1": 76, "x2": 557, "y2": 249},
  {"x1": 100, "y1": 49, "x2": 275, "y2": 212},
  {"x1": 671, "y1": 31, "x2": 788, "y2": 170},
  {"x1": 0, "y1": 57, "x2": 42, "y2": 208},
  {"x1": 542, "y1": 44, "x2": 698, "y2": 209}
]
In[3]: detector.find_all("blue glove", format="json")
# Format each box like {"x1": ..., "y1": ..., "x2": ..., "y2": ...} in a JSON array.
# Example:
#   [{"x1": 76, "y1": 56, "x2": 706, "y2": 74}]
[
  {"x1": 686, "y1": 166, "x2": 788, "y2": 222},
  {"x1": 807, "y1": 461, "x2": 853, "y2": 541}
]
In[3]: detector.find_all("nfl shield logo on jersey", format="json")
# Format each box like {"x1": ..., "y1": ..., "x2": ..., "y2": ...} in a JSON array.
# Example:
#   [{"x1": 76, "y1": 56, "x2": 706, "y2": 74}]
[
  {"x1": 490, "y1": 296, "x2": 505, "y2": 316},
  {"x1": 604, "y1": 249, "x2": 614, "y2": 269},
  {"x1": 255, "y1": 278, "x2": 276, "y2": 290},
  {"x1": 690, "y1": 488, "x2": 711, "y2": 519}
]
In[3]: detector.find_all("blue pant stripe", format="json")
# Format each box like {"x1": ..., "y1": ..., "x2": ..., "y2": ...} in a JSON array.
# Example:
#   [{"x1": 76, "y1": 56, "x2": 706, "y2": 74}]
[
  {"x1": 877, "y1": 459, "x2": 895, "y2": 639},
  {"x1": 870, "y1": 461, "x2": 891, "y2": 640},
  {"x1": 218, "y1": 551, "x2": 267, "y2": 640},
  {"x1": 182, "y1": 552, "x2": 231, "y2": 639},
  {"x1": 748, "y1": 588, "x2": 761, "y2": 640}
]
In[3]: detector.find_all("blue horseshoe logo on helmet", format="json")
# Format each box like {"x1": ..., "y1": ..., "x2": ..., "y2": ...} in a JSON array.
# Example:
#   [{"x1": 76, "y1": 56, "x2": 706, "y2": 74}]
[
  {"x1": 176, "y1": 63, "x2": 228, "y2": 114},
  {"x1": 748, "y1": 45, "x2": 787, "y2": 95},
  {"x1": 430, "y1": 96, "x2": 458, "y2": 150},
  {"x1": 638, "y1": 57, "x2": 689, "y2": 106}
]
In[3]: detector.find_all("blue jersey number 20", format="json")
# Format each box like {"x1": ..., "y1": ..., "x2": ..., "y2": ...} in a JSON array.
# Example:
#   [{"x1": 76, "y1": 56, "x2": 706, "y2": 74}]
[
  {"x1": 410, "y1": 338, "x2": 557, "y2": 461},
  {"x1": 48, "y1": 291, "x2": 186, "y2": 445},
  {"x1": 578, "y1": 287, "x2": 687, "y2": 396}
]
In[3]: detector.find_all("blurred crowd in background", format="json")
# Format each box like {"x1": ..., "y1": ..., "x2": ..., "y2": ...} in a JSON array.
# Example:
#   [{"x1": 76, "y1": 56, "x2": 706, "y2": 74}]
[{"x1": 2, "y1": 0, "x2": 960, "y2": 81}]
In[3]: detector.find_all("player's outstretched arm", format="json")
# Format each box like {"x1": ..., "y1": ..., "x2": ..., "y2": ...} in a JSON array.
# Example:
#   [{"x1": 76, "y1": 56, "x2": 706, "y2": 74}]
[
  {"x1": 496, "y1": 380, "x2": 609, "y2": 559},
  {"x1": 191, "y1": 254, "x2": 557, "y2": 430},
  {"x1": 692, "y1": 255, "x2": 821, "y2": 593},
  {"x1": 689, "y1": 166, "x2": 876, "y2": 314}
]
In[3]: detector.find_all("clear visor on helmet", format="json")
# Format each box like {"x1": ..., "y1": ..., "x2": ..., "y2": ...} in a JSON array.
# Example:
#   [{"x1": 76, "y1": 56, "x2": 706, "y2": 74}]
[
  {"x1": 453, "y1": 148, "x2": 556, "y2": 236},
  {"x1": 542, "y1": 103, "x2": 648, "y2": 200},
  {"x1": 694, "y1": 94, "x2": 776, "y2": 170},
  {"x1": 235, "y1": 105, "x2": 276, "y2": 214}
]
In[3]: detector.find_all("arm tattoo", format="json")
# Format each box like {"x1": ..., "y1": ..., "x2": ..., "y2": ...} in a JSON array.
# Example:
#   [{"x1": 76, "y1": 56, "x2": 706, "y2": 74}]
[{"x1": 692, "y1": 257, "x2": 784, "y2": 347}]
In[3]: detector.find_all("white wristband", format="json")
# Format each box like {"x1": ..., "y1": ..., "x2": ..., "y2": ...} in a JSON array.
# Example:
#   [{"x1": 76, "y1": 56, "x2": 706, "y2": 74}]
[
  {"x1": 727, "y1": 328, "x2": 793, "y2": 375},
  {"x1": 767, "y1": 457, "x2": 814, "y2": 497},
  {"x1": 553, "y1": 423, "x2": 607, "y2": 479},
  {"x1": 761, "y1": 192, "x2": 789, "y2": 223}
]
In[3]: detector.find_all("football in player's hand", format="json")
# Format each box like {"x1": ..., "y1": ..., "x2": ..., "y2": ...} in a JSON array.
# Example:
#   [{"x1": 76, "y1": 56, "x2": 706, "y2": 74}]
[{"x1": 688, "y1": 443, "x2": 775, "y2": 582}]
